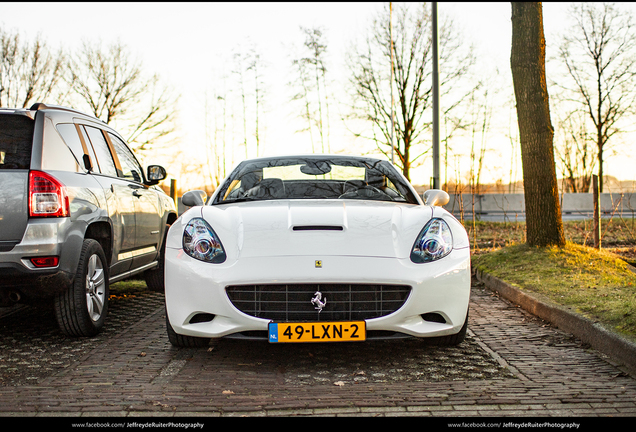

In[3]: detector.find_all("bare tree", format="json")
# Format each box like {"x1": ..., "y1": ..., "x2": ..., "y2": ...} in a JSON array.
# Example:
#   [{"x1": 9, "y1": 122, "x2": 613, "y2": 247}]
[
  {"x1": 0, "y1": 28, "x2": 66, "y2": 108},
  {"x1": 347, "y1": 3, "x2": 475, "y2": 181},
  {"x1": 204, "y1": 88, "x2": 230, "y2": 188},
  {"x1": 511, "y1": 2, "x2": 565, "y2": 247},
  {"x1": 231, "y1": 42, "x2": 268, "y2": 159},
  {"x1": 553, "y1": 2, "x2": 636, "y2": 192},
  {"x1": 288, "y1": 26, "x2": 331, "y2": 153},
  {"x1": 246, "y1": 46, "x2": 267, "y2": 158},
  {"x1": 289, "y1": 45, "x2": 316, "y2": 151},
  {"x1": 554, "y1": 110, "x2": 596, "y2": 193},
  {"x1": 214, "y1": 92, "x2": 229, "y2": 182},
  {"x1": 66, "y1": 40, "x2": 178, "y2": 152},
  {"x1": 232, "y1": 49, "x2": 250, "y2": 159},
  {"x1": 468, "y1": 85, "x2": 491, "y2": 197},
  {"x1": 201, "y1": 61, "x2": 234, "y2": 190}
]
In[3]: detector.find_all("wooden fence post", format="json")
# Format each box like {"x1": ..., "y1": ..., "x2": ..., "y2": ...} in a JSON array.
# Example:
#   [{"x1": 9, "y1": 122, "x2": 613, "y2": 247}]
[
  {"x1": 593, "y1": 174, "x2": 600, "y2": 249},
  {"x1": 170, "y1": 178, "x2": 178, "y2": 213}
]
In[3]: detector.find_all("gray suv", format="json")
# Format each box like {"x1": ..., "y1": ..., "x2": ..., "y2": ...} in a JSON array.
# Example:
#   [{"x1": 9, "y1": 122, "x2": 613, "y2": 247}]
[{"x1": 0, "y1": 103, "x2": 177, "y2": 337}]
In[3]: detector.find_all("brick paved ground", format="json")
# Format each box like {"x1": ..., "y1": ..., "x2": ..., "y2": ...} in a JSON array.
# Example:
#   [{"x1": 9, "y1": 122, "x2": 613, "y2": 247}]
[{"x1": 0, "y1": 279, "x2": 635, "y2": 420}]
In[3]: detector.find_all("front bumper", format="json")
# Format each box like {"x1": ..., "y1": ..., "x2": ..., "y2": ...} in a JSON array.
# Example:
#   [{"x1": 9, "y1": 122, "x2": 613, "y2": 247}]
[{"x1": 165, "y1": 247, "x2": 471, "y2": 340}]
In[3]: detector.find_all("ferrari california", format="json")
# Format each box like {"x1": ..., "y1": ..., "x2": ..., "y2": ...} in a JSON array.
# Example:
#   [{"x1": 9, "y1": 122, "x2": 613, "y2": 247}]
[{"x1": 164, "y1": 155, "x2": 470, "y2": 347}]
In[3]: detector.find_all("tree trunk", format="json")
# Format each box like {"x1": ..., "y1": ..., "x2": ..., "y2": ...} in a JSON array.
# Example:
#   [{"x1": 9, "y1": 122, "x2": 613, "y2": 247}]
[
  {"x1": 403, "y1": 136, "x2": 411, "y2": 180},
  {"x1": 510, "y1": 2, "x2": 565, "y2": 247},
  {"x1": 597, "y1": 138, "x2": 604, "y2": 193}
]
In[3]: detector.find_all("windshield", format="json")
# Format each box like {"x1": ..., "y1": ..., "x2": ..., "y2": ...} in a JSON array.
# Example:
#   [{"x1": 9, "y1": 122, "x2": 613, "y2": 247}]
[{"x1": 212, "y1": 156, "x2": 419, "y2": 205}]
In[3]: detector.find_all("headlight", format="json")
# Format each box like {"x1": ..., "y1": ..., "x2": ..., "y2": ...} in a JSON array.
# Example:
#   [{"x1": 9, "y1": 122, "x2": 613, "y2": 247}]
[
  {"x1": 183, "y1": 218, "x2": 226, "y2": 263},
  {"x1": 410, "y1": 218, "x2": 453, "y2": 263}
]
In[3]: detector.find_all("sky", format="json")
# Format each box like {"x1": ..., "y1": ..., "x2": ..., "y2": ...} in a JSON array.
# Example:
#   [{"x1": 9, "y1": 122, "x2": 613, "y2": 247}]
[{"x1": 1, "y1": 2, "x2": 634, "y2": 188}]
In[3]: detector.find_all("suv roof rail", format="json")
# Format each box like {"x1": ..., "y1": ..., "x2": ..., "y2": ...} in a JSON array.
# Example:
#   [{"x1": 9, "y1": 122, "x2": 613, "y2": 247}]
[
  {"x1": 29, "y1": 102, "x2": 49, "y2": 111},
  {"x1": 28, "y1": 102, "x2": 107, "y2": 124}
]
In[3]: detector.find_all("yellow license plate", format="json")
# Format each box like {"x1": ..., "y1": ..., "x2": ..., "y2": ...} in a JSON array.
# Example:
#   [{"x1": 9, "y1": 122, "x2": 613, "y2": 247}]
[{"x1": 268, "y1": 321, "x2": 366, "y2": 343}]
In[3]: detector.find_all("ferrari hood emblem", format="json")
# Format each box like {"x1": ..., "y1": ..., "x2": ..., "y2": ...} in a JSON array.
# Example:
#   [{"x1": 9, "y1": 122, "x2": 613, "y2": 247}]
[{"x1": 311, "y1": 291, "x2": 327, "y2": 312}]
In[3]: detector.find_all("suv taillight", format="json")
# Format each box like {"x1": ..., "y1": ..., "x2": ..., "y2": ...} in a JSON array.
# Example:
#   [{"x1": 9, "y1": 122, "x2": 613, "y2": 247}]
[{"x1": 28, "y1": 171, "x2": 70, "y2": 218}]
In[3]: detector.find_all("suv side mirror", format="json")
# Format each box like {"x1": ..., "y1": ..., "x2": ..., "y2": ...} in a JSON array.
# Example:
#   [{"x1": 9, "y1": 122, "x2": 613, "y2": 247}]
[
  {"x1": 182, "y1": 190, "x2": 207, "y2": 207},
  {"x1": 146, "y1": 165, "x2": 167, "y2": 185}
]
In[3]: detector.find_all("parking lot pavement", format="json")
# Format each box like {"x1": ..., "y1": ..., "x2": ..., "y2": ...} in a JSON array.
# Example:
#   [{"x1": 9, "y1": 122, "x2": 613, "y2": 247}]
[{"x1": 0, "y1": 279, "x2": 635, "y2": 418}]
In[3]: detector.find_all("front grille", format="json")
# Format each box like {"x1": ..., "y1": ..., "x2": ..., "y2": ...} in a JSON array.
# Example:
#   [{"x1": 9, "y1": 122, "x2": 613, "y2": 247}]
[{"x1": 226, "y1": 283, "x2": 411, "y2": 322}]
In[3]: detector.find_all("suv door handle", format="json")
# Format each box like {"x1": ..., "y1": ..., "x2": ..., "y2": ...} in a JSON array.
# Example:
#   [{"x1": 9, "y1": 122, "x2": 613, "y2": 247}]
[{"x1": 128, "y1": 184, "x2": 143, "y2": 197}]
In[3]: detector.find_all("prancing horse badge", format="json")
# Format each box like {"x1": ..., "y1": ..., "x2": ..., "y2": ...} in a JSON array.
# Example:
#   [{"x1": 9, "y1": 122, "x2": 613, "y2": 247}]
[
  {"x1": 315, "y1": 260, "x2": 322, "y2": 268},
  {"x1": 311, "y1": 291, "x2": 326, "y2": 312}
]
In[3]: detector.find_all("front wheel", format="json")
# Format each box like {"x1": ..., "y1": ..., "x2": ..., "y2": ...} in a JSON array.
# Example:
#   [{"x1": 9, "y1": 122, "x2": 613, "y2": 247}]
[
  {"x1": 425, "y1": 309, "x2": 468, "y2": 347},
  {"x1": 166, "y1": 312, "x2": 210, "y2": 348},
  {"x1": 54, "y1": 239, "x2": 109, "y2": 337}
]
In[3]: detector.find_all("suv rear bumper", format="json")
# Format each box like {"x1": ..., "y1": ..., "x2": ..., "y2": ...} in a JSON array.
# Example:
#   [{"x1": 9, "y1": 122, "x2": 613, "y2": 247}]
[
  {"x1": 0, "y1": 264, "x2": 74, "y2": 304},
  {"x1": 0, "y1": 217, "x2": 83, "y2": 305}
]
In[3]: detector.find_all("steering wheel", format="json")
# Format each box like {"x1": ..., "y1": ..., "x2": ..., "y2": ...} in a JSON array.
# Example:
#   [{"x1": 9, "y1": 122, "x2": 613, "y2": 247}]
[{"x1": 339, "y1": 185, "x2": 392, "y2": 200}]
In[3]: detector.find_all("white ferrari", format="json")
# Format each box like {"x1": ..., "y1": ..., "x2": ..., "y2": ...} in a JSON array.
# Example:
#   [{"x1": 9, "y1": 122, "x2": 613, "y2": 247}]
[{"x1": 164, "y1": 155, "x2": 470, "y2": 347}]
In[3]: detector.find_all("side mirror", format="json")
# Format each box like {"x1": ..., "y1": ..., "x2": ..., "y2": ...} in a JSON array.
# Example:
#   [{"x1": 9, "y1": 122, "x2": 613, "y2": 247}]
[
  {"x1": 146, "y1": 165, "x2": 167, "y2": 185},
  {"x1": 182, "y1": 190, "x2": 207, "y2": 207},
  {"x1": 423, "y1": 189, "x2": 449, "y2": 207}
]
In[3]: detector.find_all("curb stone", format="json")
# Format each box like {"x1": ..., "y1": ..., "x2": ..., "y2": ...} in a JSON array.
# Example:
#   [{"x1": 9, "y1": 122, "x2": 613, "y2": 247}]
[{"x1": 473, "y1": 268, "x2": 636, "y2": 378}]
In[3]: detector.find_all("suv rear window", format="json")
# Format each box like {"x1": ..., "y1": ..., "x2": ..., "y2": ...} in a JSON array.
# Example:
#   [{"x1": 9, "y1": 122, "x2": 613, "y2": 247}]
[{"x1": 0, "y1": 114, "x2": 34, "y2": 170}]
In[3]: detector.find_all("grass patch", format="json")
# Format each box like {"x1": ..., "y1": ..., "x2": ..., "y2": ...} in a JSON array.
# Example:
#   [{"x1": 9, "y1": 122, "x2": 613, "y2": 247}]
[
  {"x1": 472, "y1": 242, "x2": 636, "y2": 343},
  {"x1": 109, "y1": 278, "x2": 149, "y2": 299},
  {"x1": 463, "y1": 219, "x2": 636, "y2": 254}
]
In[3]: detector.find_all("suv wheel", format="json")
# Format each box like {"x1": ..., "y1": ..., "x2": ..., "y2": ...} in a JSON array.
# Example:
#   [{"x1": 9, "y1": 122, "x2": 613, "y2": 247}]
[{"x1": 54, "y1": 239, "x2": 109, "y2": 337}]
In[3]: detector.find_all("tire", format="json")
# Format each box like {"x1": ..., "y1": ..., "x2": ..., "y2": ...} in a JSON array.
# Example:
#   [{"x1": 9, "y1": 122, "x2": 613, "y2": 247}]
[
  {"x1": 426, "y1": 309, "x2": 469, "y2": 347},
  {"x1": 144, "y1": 225, "x2": 169, "y2": 293},
  {"x1": 54, "y1": 239, "x2": 109, "y2": 337},
  {"x1": 166, "y1": 312, "x2": 210, "y2": 348}
]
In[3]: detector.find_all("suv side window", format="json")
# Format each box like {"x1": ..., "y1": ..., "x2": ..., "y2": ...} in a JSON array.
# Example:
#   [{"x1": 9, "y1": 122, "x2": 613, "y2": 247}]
[
  {"x1": 56, "y1": 124, "x2": 86, "y2": 168},
  {"x1": 84, "y1": 126, "x2": 118, "y2": 177},
  {"x1": 108, "y1": 133, "x2": 143, "y2": 183},
  {"x1": 77, "y1": 126, "x2": 100, "y2": 173}
]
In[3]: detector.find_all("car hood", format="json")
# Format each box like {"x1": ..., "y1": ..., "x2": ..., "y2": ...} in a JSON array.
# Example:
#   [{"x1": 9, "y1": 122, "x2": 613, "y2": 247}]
[{"x1": 179, "y1": 200, "x2": 464, "y2": 260}]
